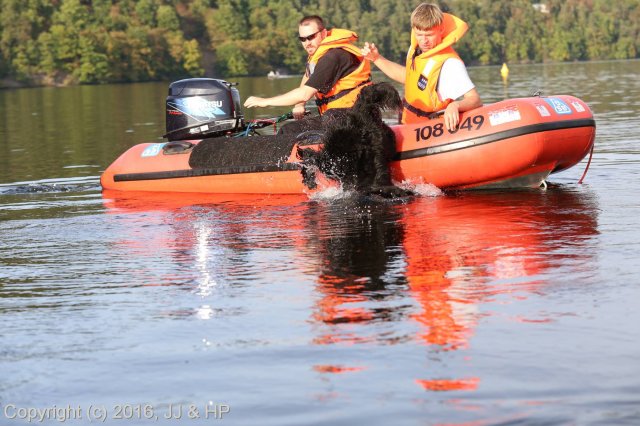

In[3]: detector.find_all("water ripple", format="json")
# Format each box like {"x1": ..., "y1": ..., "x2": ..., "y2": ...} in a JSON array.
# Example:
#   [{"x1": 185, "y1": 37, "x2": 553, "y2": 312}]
[{"x1": 0, "y1": 176, "x2": 101, "y2": 195}]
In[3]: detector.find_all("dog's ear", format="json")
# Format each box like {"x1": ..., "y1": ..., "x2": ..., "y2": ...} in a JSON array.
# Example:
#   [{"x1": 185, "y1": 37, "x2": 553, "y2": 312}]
[
  {"x1": 300, "y1": 166, "x2": 317, "y2": 189},
  {"x1": 297, "y1": 147, "x2": 319, "y2": 189}
]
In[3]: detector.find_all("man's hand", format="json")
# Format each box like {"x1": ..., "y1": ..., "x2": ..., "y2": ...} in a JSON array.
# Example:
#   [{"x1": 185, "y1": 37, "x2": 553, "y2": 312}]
[
  {"x1": 361, "y1": 42, "x2": 380, "y2": 62},
  {"x1": 443, "y1": 88, "x2": 482, "y2": 131},
  {"x1": 244, "y1": 96, "x2": 268, "y2": 108},
  {"x1": 443, "y1": 102, "x2": 460, "y2": 132},
  {"x1": 292, "y1": 104, "x2": 306, "y2": 120},
  {"x1": 361, "y1": 41, "x2": 406, "y2": 83}
]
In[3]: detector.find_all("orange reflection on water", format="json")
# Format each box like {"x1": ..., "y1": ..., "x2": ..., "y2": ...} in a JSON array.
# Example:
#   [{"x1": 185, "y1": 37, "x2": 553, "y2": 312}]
[
  {"x1": 312, "y1": 274, "x2": 375, "y2": 345},
  {"x1": 309, "y1": 189, "x2": 598, "y2": 391},
  {"x1": 102, "y1": 189, "x2": 312, "y2": 296},
  {"x1": 313, "y1": 364, "x2": 366, "y2": 374},
  {"x1": 404, "y1": 190, "x2": 597, "y2": 353},
  {"x1": 103, "y1": 188, "x2": 599, "y2": 394},
  {"x1": 416, "y1": 377, "x2": 480, "y2": 392}
]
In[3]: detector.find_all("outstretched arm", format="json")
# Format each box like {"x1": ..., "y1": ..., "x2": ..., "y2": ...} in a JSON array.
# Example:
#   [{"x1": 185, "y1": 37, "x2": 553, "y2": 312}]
[
  {"x1": 244, "y1": 85, "x2": 318, "y2": 108},
  {"x1": 292, "y1": 75, "x2": 310, "y2": 119},
  {"x1": 362, "y1": 42, "x2": 406, "y2": 84}
]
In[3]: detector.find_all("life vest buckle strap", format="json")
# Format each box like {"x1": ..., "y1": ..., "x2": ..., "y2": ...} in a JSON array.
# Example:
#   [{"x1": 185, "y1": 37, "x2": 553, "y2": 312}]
[
  {"x1": 315, "y1": 79, "x2": 372, "y2": 107},
  {"x1": 402, "y1": 99, "x2": 442, "y2": 119}
]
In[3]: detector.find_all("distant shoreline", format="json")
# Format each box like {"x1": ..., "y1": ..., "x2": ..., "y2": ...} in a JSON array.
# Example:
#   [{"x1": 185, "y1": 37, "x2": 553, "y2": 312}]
[
  {"x1": 0, "y1": 78, "x2": 27, "y2": 90},
  {"x1": 3, "y1": 58, "x2": 638, "y2": 90}
]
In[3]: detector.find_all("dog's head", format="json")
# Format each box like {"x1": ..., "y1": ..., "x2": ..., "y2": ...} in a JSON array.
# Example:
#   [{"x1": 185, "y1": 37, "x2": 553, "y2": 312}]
[{"x1": 355, "y1": 82, "x2": 402, "y2": 114}]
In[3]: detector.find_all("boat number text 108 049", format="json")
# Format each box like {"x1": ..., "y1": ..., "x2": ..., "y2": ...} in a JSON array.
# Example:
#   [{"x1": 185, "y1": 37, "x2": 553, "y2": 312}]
[{"x1": 414, "y1": 114, "x2": 485, "y2": 142}]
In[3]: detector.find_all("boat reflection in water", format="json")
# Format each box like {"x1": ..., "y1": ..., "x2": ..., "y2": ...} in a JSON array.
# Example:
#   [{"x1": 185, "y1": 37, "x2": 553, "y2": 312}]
[
  {"x1": 102, "y1": 186, "x2": 599, "y2": 393},
  {"x1": 101, "y1": 190, "x2": 312, "y2": 299},
  {"x1": 298, "y1": 188, "x2": 599, "y2": 392}
]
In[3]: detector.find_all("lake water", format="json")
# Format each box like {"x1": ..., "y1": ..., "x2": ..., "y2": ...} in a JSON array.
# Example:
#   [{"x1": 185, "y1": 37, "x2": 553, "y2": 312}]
[{"x1": 1, "y1": 60, "x2": 639, "y2": 425}]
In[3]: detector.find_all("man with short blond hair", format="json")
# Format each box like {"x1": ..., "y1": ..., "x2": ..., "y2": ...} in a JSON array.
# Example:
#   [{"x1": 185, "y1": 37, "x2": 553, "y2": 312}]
[
  {"x1": 411, "y1": 2, "x2": 444, "y2": 30},
  {"x1": 362, "y1": 3, "x2": 481, "y2": 131}
]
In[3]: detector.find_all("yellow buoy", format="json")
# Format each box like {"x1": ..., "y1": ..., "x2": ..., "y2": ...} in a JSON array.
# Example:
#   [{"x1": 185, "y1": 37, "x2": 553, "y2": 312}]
[{"x1": 500, "y1": 63, "x2": 509, "y2": 79}]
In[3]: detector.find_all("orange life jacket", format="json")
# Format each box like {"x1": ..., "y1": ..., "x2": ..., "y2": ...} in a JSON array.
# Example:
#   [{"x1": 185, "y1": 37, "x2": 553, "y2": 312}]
[
  {"x1": 307, "y1": 29, "x2": 372, "y2": 114},
  {"x1": 402, "y1": 13, "x2": 468, "y2": 124}
]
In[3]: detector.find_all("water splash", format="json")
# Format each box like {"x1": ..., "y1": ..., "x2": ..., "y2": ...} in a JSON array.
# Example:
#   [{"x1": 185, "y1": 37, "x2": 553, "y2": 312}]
[
  {"x1": 397, "y1": 180, "x2": 443, "y2": 197},
  {"x1": 308, "y1": 185, "x2": 351, "y2": 201}
]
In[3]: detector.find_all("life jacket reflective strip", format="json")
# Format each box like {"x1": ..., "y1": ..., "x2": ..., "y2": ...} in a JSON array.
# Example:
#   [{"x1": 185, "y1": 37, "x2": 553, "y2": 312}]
[
  {"x1": 402, "y1": 13, "x2": 468, "y2": 124},
  {"x1": 307, "y1": 29, "x2": 372, "y2": 114}
]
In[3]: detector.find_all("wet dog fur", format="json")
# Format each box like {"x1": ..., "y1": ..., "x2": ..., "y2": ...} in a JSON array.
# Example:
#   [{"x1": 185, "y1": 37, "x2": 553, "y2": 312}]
[{"x1": 297, "y1": 83, "x2": 411, "y2": 198}]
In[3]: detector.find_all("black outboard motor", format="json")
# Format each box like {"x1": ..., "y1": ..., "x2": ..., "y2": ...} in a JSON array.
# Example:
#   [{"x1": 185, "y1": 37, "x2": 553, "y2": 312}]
[{"x1": 164, "y1": 78, "x2": 244, "y2": 141}]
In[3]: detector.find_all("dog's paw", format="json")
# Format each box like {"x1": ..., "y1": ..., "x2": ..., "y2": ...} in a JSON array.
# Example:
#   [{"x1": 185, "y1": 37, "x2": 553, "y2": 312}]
[{"x1": 367, "y1": 185, "x2": 414, "y2": 199}]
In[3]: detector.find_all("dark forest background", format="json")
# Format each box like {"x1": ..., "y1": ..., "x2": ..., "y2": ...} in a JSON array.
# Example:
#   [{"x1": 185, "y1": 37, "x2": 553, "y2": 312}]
[{"x1": 1, "y1": 0, "x2": 638, "y2": 86}]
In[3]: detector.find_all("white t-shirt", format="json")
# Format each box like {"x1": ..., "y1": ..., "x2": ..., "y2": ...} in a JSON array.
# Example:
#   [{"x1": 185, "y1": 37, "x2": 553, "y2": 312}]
[{"x1": 436, "y1": 58, "x2": 475, "y2": 101}]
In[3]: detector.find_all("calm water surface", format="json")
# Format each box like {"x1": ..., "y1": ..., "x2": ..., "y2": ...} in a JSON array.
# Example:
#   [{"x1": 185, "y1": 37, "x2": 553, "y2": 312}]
[{"x1": 1, "y1": 60, "x2": 640, "y2": 425}]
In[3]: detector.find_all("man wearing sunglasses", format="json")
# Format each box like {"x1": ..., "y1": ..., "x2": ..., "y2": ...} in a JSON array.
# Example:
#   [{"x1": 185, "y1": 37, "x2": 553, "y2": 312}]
[{"x1": 244, "y1": 15, "x2": 371, "y2": 133}]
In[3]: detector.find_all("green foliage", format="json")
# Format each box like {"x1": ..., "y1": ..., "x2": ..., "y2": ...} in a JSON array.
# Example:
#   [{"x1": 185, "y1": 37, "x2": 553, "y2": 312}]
[
  {"x1": 157, "y1": 5, "x2": 180, "y2": 31},
  {"x1": 135, "y1": 0, "x2": 158, "y2": 27},
  {"x1": 0, "y1": 0, "x2": 638, "y2": 86},
  {"x1": 216, "y1": 41, "x2": 250, "y2": 75},
  {"x1": 183, "y1": 39, "x2": 205, "y2": 76}
]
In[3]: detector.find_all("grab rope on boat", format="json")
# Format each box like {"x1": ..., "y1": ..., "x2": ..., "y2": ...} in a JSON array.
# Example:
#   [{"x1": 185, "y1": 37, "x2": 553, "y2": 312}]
[
  {"x1": 578, "y1": 141, "x2": 595, "y2": 184},
  {"x1": 236, "y1": 112, "x2": 297, "y2": 137}
]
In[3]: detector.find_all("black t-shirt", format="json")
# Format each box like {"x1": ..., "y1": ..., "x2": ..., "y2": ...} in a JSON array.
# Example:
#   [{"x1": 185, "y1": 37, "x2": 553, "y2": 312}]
[{"x1": 305, "y1": 48, "x2": 361, "y2": 94}]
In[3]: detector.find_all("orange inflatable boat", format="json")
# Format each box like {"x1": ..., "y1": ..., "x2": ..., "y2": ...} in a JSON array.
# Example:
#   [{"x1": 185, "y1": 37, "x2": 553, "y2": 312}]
[{"x1": 101, "y1": 94, "x2": 595, "y2": 193}]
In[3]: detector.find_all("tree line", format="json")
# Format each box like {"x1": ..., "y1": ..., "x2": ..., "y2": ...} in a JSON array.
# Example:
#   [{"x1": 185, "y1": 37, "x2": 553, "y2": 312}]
[{"x1": 1, "y1": 0, "x2": 638, "y2": 87}]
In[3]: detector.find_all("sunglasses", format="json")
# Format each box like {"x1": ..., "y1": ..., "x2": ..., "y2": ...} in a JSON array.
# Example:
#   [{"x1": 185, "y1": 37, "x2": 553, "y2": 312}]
[{"x1": 298, "y1": 29, "x2": 323, "y2": 42}]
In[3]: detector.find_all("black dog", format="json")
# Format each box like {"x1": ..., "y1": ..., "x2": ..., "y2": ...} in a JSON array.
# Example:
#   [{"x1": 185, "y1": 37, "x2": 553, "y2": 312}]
[{"x1": 297, "y1": 82, "x2": 412, "y2": 198}]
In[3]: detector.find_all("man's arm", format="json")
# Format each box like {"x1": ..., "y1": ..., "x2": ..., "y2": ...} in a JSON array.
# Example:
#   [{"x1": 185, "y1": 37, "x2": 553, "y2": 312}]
[
  {"x1": 438, "y1": 59, "x2": 482, "y2": 131},
  {"x1": 443, "y1": 88, "x2": 482, "y2": 131},
  {"x1": 362, "y1": 42, "x2": 406, "y2": 84},
  {"x1": 244, "y1": 85, "x2": 318, "y2": 108},
  {"x1": 292, "y1": 75, "x2": 310, "y2": 119}
]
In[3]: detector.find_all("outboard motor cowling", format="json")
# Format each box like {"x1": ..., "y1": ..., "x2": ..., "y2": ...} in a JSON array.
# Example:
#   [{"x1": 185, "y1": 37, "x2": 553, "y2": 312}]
[{"x1": 165, "y1": 78, "x2": 244, "y2": 141}]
